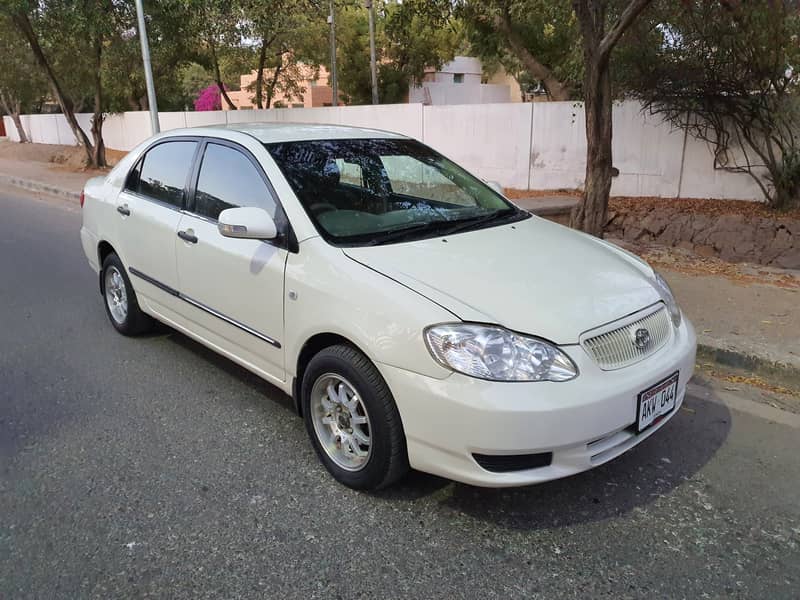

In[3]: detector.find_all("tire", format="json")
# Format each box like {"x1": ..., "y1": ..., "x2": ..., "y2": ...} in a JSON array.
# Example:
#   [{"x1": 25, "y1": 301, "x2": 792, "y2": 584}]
[
  {"x1": 301, "y1": 344, "x2": 409, "y2": 490},
  {"x1": 101, "y1": 253, "x2": 154, "y2": 336}
]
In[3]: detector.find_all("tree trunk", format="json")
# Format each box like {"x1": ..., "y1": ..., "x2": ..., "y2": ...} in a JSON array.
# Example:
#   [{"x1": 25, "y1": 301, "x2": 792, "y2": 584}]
[
  {"x1": 570, "y1": 0, "x2": 653, "y2": 236},
  {"x1": 209, "y1": 40, "x2": 236, "y2": 110},
  {"x1": 570, "y1": 59, "x2": 614, "y2": 237},
  {"x1": 11, "y1": 11, "x2": 94, "y2": 163},
  {"x1": 0, "y1": 91, "x2": 29, "y2": 143},
  {"x1": 10, "y1": 111, "x2": 29, "y2": 143},
  {"x1": 90, "y1": 37, "x2": 106, "y2": 168},
  {"x1": 265, "y1": 62, "x2": 283, "y2": 109},
  {"x1": 255, "y1": 41, "x2": 268, "y2": 109}
]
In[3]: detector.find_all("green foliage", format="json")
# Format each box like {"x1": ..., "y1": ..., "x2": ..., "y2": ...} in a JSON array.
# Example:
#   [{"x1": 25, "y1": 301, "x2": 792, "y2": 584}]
[
  {"x1": 179, "y1": 63, "x2": 216, "y2": 106},
  {"x1": 624, "y1": 0, "x2": 800, "y2": 209},
  {"x1": 333, "y1": 0, "x2": 461, "y2": 105},
  {"x1": 768, "y1": 147, "x2": 800, "y2": 211},
  {"x1": 0, "y1": 15, "x2": 48, "y2": 113},
  {"x1": 456, "y1": 1, "x2": 582, "y2": 97}
]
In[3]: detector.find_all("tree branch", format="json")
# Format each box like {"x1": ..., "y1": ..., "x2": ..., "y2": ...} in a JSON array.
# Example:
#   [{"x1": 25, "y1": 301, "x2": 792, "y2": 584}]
[
  {"x1": 598, "y1": 0, "x2": 653, "y2": 64},
  {"x1": 490, "y1": 9, "x2": 571, "y2": 101}
]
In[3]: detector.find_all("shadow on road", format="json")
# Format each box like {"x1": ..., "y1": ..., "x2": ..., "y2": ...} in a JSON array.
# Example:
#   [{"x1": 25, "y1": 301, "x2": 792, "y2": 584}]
[
  {"x1": 165, "y1": 327, "x2": 297, "y2": 416},
  {"x1": 379, "y1": 380, "x2": 731, "y2": 530}
]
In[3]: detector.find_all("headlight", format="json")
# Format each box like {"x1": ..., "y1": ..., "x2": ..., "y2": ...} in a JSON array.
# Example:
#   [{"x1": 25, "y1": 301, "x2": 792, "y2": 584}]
[
  {"x1": 653, "y1": 272, "x2": 682, "y2": 328},
  {"x1": 424, "y1": 323, "x2": 577, "y2": 382}
]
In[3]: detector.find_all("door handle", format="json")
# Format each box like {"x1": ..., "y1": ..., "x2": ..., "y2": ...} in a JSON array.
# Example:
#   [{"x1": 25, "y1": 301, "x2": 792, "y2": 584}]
[
  {"x1": 116, "y1": 204, "x2": 130, "y2": 216},
  {"x1": 177, "y1": 230, "x2": 198, "y2": 244}
]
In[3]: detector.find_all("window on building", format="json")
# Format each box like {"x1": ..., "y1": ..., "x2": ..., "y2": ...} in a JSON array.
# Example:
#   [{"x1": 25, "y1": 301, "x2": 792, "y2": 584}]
[{"x1": 453, "y1": 73, "x2": 464, "y2": 84}]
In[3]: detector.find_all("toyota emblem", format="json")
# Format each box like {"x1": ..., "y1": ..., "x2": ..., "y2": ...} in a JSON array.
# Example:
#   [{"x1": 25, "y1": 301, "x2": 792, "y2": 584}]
[{"x1": 633, "y1": 328, "x2": 651, "y2": 351}]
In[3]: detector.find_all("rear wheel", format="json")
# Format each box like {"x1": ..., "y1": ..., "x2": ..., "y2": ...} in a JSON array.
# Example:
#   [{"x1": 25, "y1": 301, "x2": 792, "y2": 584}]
[
  {"x1": 302, "y1": 344, "x2": 409, "y2": 490},
  {"x1": 101, "y1": 253, "x2": 153, "y2": 336}
]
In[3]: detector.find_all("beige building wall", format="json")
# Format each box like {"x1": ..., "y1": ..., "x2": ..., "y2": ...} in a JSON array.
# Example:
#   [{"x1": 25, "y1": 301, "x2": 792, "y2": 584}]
[
  {"x1": 227, "y1": 64, "x2": 337, "y2": 110},
  {"x1": 486, "y1": 66, "x2": 523, "y2": 104}
]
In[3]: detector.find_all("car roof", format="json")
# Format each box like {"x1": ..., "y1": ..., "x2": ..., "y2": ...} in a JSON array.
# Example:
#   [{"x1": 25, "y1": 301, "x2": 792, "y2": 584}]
[{"x1": 161, "y1": 122, "x2": 409, "y2": 144}]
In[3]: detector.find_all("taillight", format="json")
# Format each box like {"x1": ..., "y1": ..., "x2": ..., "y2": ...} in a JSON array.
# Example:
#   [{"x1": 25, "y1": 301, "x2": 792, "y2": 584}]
[{"x1": 80, "y1": 190, "x2": 85, "y2": 208}]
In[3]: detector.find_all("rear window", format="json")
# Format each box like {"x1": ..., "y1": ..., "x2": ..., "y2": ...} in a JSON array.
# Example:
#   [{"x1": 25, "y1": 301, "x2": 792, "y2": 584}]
[{"x1": 133, "y1": 141, "x2": 197, "y2": 208}]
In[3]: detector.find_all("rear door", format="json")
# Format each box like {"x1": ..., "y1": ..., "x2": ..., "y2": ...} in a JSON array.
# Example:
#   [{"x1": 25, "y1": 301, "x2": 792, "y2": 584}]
[
  {"x1": 174, "y1": 140, "x2": 288, "y2": 384},
  {"x1": 115, "y1": 139, "x2": 199, "y2": 315}
]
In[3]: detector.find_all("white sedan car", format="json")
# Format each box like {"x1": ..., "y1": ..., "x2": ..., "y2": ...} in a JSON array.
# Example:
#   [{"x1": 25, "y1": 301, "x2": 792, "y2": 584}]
[{"x1": 80, "y1": 123, "x2": 696, "y2": 490}]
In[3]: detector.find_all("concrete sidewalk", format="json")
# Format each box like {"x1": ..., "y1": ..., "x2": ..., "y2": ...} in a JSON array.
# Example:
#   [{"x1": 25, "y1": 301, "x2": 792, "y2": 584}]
[
  {"x1": 664, "y1": 270, "x2": 799, "y2": 377},
  {"x1": 0, "y1": 157, "x2": 91, "y2": 201},
  {"x1": 1, "y1": 157, "x2": 797, "y2": 381}
]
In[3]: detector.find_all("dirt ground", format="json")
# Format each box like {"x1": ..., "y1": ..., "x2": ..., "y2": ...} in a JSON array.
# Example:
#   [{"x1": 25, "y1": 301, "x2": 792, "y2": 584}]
[
  {"x1": 614, "y1": 238, "x2": 800, "y2": 289},
  {"x1": 0, "y1": 140, "x2": 127, "y2": 173}
]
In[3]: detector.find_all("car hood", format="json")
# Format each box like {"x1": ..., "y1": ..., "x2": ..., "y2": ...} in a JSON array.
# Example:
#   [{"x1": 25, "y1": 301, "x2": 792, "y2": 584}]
[{"x1": 342, "y1": 216, "x2": 661, "y2": 344}]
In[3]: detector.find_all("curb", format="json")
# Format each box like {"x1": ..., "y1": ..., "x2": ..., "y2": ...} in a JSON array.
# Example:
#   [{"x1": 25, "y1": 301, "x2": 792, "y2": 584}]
[
  {"x1": 0, "y1": 173, "x2": 81, "y2": 202},
  {"x1": 697, "y1": 343, "x2": 800, "y2": 388}
]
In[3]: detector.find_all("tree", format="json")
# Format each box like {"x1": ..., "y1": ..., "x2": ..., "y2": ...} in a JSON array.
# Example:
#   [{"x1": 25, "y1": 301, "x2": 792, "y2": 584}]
[
  {"x1": 436, "y1": 1, "x2": 653, "y2": 235},
  {"x1": 454, "y1": 1, "x2": 578, "y2": 101},
  {"x1": 1, "y1": 0, "x2": 159, "y2": 167},
  {"x1": 0, "y1": 16, "x2": 47, "y2": 142},
  {"x1": 334, "y1": 0, "x2": 460, "y2": 105},
  {"x1": 624, "y1": 0, "x2": 800, "y2": 210},
  {"x1": 3, "y1": 2, "x2": 98, "y2": 164},
  {"x1": 184, "y1": 0, "x2": 249, "y2": 110},
  {"x1": 569, "y1": 0, "x2": 653, "y2": 236},
  {"x1": 102, "y1": 1, "x2": 201, "y2": 112},
  {"x1": 241, "y1": 0, "x2": 324, "y2": 109}
]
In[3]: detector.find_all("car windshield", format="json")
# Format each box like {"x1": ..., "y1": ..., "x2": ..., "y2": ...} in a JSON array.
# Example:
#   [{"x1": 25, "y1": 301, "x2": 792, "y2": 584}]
[{"x1": 265, "y1": 138, "x2": 528, "y2": 246}]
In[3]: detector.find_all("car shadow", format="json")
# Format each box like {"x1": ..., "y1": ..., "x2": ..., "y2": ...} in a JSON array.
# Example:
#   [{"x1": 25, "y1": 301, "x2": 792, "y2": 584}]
[
  {"x1": 379, "y1": 379, "x2": 732, "y2": 530},
  {"x1": 164, "y1": 328, "x2": 297, "y2": 416}
]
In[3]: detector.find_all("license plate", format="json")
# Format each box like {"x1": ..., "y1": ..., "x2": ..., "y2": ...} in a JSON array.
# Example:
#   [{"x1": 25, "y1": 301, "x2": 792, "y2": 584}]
[{"x1": 636, "y1": 371, "x2": 679, "y2": 433}]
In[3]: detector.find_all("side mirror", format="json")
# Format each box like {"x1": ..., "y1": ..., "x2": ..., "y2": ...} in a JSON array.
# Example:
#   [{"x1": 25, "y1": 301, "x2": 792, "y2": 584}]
[
  {"x1": 218, "y1": 207, "x2": 278, "y2": 240},
  {"x1": 486, "y1": 180, "x2": 505, "y2": 196}
]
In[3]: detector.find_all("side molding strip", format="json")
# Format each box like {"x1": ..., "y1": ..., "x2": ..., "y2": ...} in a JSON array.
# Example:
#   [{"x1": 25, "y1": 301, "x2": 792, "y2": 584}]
[
  {"x1": 128, "y1": 267, "x2": 282, "y2": 349},
  {"x1": 129, "y1": 267, "x2": 179, "y2": 297}
]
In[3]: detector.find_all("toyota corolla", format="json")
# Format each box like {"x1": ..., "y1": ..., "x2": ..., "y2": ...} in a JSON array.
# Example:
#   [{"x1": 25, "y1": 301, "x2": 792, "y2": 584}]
[{"x1": 80, "y1": 123, "x2": 696, "y2": 490}]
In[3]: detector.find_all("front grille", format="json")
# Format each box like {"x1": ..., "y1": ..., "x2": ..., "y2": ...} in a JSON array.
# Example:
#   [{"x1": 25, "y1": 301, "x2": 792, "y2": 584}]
[
  {"x1": 473, "y1": 452, "x2": 552, "y2": 473},
  {"x1": 581, "y1": 305, "x2": 672, "y2": 370}
]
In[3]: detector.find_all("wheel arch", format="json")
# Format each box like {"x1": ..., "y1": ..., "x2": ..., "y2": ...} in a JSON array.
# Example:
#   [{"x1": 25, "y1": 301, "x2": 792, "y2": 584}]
[
  {"x1": 292, "y1": 332, "x2": 372, "y2": 416},
  {"x1": 97, "y1": 240, "x2": 118, "y2": 294}
]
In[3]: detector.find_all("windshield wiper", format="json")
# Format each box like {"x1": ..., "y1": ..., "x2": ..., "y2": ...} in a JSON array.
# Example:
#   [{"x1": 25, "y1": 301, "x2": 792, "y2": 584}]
[
  {"x1": 361, "y1": 222, "x2": 438, "y2": 246},
  {"x1": 350, "y1": 209, "x2": 521, "y2": 247},
  {"x1": 440, "y1": 208, "x2": 519, "y2": 236}
]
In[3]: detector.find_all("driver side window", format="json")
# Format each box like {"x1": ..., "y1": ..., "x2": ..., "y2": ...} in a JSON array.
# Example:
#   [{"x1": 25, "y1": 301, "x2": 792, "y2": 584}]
[{"x1": 193, "y1": 143, "x2": 277, "y2": 221}]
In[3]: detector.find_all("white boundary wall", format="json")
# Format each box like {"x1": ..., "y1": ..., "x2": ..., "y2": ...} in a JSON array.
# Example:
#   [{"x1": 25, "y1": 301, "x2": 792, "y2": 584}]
[{"x1": 3, "y1": 101, "x2": 764, "y2": 201}]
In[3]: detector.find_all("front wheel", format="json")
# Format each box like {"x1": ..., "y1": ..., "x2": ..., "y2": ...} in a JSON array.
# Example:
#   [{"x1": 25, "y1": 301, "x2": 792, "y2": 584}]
[
  {"x1": 101, "y1": 253, "x2": 153, "y2": 336},
  {"x1": 302, "y1": 345, "x2": 409, "y2": 490}
]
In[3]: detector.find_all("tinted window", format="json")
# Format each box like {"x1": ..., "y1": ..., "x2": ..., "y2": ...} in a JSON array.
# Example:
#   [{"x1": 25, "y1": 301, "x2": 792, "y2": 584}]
[
  {"x1": 136, "y1": 141, "x2": 197, "y2": 207},
  {"x1": 194, "y1": 143, "x2": 277, "y2": 220}
]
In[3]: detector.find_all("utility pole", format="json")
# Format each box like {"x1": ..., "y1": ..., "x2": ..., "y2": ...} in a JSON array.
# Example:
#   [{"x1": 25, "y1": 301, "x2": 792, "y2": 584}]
[
  {"x1": 366, "y1": 0, "x2": 379, "y2": 105},
  {"x1": 328, "y1": 0, "x2": 338, "y2": 107},
  {"x1": 134, "y1": 0, "x2": 159, "y2": 134}
]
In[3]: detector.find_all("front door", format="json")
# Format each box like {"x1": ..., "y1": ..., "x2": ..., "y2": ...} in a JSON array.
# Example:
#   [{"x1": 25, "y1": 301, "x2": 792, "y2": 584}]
[{"x1": 175, "y1": 141, "x2": 288, "y2": 385}]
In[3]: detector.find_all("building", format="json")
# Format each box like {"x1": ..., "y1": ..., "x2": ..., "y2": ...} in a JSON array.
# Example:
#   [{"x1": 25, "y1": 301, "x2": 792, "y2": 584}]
[
  {"x1": 408, "y1": 56, "x2": 522, "y2": 105},
  {"x1": 226, "y1": 63, "x2": 337, "y2": 110}
]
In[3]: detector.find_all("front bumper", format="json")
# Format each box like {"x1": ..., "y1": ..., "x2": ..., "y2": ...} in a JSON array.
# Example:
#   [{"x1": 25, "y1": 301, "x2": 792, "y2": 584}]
[{"x1": 379, "y1": 317, "x2": 696, "y2": 487}]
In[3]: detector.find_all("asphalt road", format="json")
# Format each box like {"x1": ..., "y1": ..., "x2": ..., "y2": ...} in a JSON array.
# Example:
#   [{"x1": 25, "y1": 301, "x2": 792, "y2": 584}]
[{"x1": 1, "y1": 188, "x2": 799, "y2": 599}]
